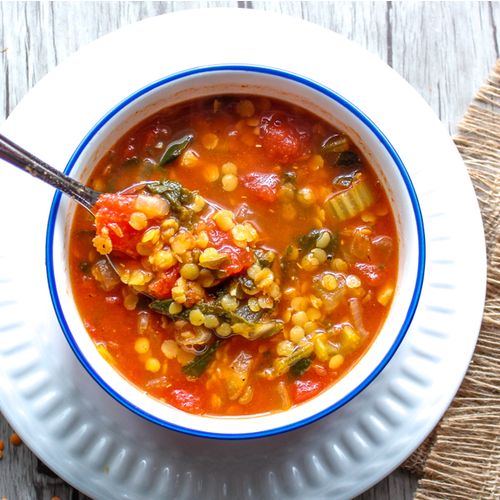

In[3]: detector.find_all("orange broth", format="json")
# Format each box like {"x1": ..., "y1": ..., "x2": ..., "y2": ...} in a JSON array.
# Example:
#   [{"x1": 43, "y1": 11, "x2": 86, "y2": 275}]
[{"x1": 69, "y1": 95, "x2": 398, "y2": 417}]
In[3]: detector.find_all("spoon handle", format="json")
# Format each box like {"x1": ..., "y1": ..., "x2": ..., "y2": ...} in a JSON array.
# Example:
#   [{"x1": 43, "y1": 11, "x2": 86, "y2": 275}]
[{"x1": 0, "y1": 133, "x2": 100, "y2": 212}]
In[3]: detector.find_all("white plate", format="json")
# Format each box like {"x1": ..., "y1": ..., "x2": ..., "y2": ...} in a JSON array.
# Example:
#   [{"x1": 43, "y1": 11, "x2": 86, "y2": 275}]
[{"x1": 0, "y1": 8, "x2": 486, "y2": 500}]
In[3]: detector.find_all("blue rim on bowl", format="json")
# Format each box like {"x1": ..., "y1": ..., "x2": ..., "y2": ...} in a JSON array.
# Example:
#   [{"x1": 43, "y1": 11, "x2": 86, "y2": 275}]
[{"x1": 45, "y1": 64, "x2": 426, "y2": 440}]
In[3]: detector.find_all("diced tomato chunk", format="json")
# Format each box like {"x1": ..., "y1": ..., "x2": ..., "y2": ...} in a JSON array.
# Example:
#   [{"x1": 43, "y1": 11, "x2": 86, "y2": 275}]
[
  {"x1": 207, "y1": 227, "x2": 255, "y2": 276},
  {"x1": 241, "y1": 173, "x2": 281, "y2": 203},
  {"x1": 170, "y1": 389, "x2": 202, "y2": 415},
  {"x1": 206, "y1": 226, "x2": 228, "y2": 248},
  {"x1": 94, "y1": 194, "x2": 144, "y2": 257},
  {"x1": 94, "y1": 193, "x2": 137, "y2": 220},
  {"x1": 352, "y1": 262, "x2": 384, "y2": 287},
  {"x1": 260, "y1": 112, "x2": 306, "y2": 163},
  {"x1": 147, "y1": 264, "x2": 181, "y2": 299},
  {"x1": 219, "y1": 244, "x2": 255, "y2": 275},
  {"x1": 291, "y1": 379, "x2": 322, "y2": 404}
]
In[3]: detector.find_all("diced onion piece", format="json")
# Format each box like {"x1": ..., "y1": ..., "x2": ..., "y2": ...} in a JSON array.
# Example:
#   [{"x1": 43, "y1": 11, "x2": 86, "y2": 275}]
[
  {"x1": 277, "y1": 381, "x2": 291, "y2": 411},
  {"x1": 226, "y1": 351, "x2": 253, "y2": 400},
  {"x1": 134, "y1": 194, "x2": 170, "y2": 218},
  {"x1": 348, "y1": 298, "x2": 368, "y2": 338},
  {"x1": 314, "y1": 272, "x2": 346, "y2": 313},
  {"x1": 137, "y1": 311, "x2": 150, "y2": 336},
  {"x1": 91, "y1": 259, "x2": 120, "y2": 291}
]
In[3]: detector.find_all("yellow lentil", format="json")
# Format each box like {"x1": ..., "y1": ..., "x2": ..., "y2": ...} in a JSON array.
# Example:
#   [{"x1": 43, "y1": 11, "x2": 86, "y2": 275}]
[
  {"x1": 297, "y1": 187, "x2": 316, "y2": 205},
  {"x1": 311, "y1": 248, "x2": 327, "y2": 264},
  {"x1": 10, "y1": 433, "x2": 22, "y2": 446},
  {"x1": 221, "y1": 162, "x2": 238, "y2": 175},
  {"x1": 277, "y1": 340, "x2": 295, "y2": 356},
  {"x1": 303, "y1": 321, "x2": 319, "y2": 335},
  {"x1": 346, "y1": 275, "x2": 362, "y2": 288},
  {"x1": 180, "y1": 150, "x2": 199, "y2": 167},
  {"x1": 129, "y1": 212, "x2": 148, "y2": 230},
  {"x1": 329, "y1": 354, "x2": 344, "y2": 370},
  {"x1": 201, "y1": 132, "x2": 219, "y2": 149},
  {"x1": 213, "y1": 210, "x2": 235, "y2": 231},
  {"x1": 222, "y1": 174, "x2": 238, "y2": 192},
  {"x1": 292, "y1": 311, "x2": 308, "y2": 327},
  {"x1": 321, "y1": 274, "x2": 337, "y2": 291},
  {"x1": 216, "y1": 322, "x2": 232, "y2": 337},
  {"x1": 123, "y1": 293, "x2": 139, "y2": 311},
  {"x1": 189, "y1": 309, "x2": 205, "y2": 326},
  {"x1": 145, "y1": 357, "x2": 161, "y2": 372},
  {"x1": 135, "y1": 337, "x2": 150, "y2": 354},
  {"x1": 291, "y1": 296, "x2": 308, "y2": 312},
  {"x1": 236, "y1": 99, "x2": 255, "y2": 117},
  {"x1": 181, "y1": 263, "x2": 200, "y2": 281},
  {"x1": 161, "y1": 340, "x2": 179, "y2": 359},
  {"x1": 204, "y1": 314, "x2": 220, "y2": 329},
  {"x1": 290, "y1": 325, "x2": 306, "y2": 344},
  {"x1": 204, "y1": 164, "x2": 220, "y2": 182}
]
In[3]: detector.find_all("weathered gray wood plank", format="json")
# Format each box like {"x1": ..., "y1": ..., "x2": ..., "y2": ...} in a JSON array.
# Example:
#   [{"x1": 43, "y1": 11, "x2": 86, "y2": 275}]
[{"x1": 0, "y1": 2, "x2": 497, "y2": 499}]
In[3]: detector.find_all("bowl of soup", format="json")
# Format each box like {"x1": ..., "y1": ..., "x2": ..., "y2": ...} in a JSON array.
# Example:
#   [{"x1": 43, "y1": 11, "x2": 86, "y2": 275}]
[{"x1": 46, "y1": 65, "x2": 425, "y2": 438}]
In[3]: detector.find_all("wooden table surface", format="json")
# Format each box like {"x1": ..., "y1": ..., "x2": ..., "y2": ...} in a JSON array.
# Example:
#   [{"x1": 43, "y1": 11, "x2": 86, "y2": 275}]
[{"x1": 0, "y1": 2, "x2": 497, "y2": 499}]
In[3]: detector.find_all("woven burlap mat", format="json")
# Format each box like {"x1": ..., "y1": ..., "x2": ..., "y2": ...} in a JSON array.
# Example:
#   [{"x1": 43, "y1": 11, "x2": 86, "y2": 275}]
[{"x1": 401, "y1": 60, "x2": 500, "y2": 498}]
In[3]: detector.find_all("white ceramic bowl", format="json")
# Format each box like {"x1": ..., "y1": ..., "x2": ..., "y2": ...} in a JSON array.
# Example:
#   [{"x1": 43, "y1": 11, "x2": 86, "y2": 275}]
[{"x1": 46, "y1": 65, "x2": 425, "y2": 439}]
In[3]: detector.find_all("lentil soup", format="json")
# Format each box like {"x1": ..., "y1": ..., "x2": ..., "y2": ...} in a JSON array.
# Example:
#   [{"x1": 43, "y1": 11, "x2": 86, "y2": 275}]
[{"x1": 69, "y1": 94, "x2": 398, "y2": 417}]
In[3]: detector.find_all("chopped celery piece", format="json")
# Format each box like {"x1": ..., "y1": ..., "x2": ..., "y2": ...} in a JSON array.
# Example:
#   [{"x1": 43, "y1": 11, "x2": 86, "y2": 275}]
[
  {"x1": 325, "y1": 176, "x2": 375, "y2": 221},
  {"x1": 314, "y1": 337, "x2": 331, "y2": 362},
  {"x1": 320, "y1": 135, "x2": 350, "y2": 154},
  {"x1": 338, "y1": 324, "x2": 361, "y2": 356}
]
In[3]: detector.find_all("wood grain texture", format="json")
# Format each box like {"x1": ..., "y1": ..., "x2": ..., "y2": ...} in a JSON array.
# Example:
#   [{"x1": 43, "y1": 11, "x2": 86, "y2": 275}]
[{"x1": 0, "y1": 2, "x2": 497, "y2": 499}]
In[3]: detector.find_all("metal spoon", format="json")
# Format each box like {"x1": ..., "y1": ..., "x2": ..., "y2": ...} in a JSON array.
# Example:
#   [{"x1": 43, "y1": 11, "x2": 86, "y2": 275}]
[
  {"x1": 0, "y1": 133, "x2": 152, "y2": 284},
  {"x1": 0, "y1": 133, "x2": 154, "y2": 207},
  {"x1": 0, "y1": 133, "x2": 101, "y2": 213}
]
